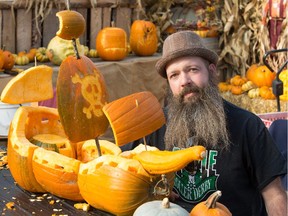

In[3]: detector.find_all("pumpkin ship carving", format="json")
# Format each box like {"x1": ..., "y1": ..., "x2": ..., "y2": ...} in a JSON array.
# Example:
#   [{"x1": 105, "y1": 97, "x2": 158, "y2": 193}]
[{"x1": 0, "y1": 7, "x2": 206, "y2": 216}]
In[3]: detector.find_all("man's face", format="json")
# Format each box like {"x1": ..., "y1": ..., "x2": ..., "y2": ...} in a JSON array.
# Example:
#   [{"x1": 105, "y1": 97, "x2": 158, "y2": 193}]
[
  {"x1": 166, "y1": 56, "x2": 211, "y2": 102},
  {"x1": 164, "y1": 57, "x2": 230, "y2": 150}
]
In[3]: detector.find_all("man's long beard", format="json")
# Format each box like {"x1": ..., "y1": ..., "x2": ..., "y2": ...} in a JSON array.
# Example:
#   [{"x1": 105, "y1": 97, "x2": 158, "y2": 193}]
[{"x1": 165, "y1": 79, "x2": 230, "y2": 151}]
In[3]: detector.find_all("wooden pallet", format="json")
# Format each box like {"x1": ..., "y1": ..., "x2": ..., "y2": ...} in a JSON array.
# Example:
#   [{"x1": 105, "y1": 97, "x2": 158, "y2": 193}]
[{"x1": 0, "y1": 0, "x2": 139, "y2": 53}]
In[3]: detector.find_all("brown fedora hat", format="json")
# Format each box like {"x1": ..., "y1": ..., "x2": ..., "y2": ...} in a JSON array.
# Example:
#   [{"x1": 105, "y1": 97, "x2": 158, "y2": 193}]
[{"x1": 156, "y1": 31, "x2": 219, "y2": 78}]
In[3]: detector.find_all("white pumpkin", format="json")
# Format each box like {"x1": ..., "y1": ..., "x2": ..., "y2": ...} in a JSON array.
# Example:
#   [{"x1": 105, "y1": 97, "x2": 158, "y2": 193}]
[
  {"x1": 46, "y1": 35, "x2": 85, "y2": 65},
  {"x1": 133, "y1": 198, "x2": 189, "y2": 216}
]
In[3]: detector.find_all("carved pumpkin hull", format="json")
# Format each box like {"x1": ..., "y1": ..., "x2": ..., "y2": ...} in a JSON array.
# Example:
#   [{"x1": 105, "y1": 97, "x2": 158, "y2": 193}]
[
  {"x1": 7, "y1": 106, "x2": 67, "y2": 192},
  {"x1": 57, "y1": 55, "x2": 109, "y2": 142},
  {"x1": 32, "y1": 148, "x2": 83, "y2": 201},
  {"x1": 78, "y1": 155, "x2": 172, "y2": 216}
]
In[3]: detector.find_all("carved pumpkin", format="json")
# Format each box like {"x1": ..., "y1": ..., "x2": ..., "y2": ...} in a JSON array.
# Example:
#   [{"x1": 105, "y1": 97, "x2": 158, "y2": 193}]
[
  {"x1": 102, "y1": 91, "x2": 165, "y2": 146},
  {"x1": 134, "y1": 198, "x2": 189, "y2": 216},
  {"x1": 78, "y1": 154, "x2": 175, "y2": 216},
  {"x1": 32, "y1": 147, "x2": 83, "y2": 201},
  {"x1": 57, "y1": 55, "x2": 109, "y2": 142},
  {"x1": 56, "y1": 10, "x2": 86, "y2": 40},
  {"x1": 76, "y1": 139, "x2": 122, "y2": 163},
  {"x1": 247, "y1": 65, "x2": 276, "y2": 87},
  {"x1": 96, "y1": 27, "x2": 128, "y2": 61},
  {"x1": 46, "y1": 36, "x2": 85, "y2": 65},
  {"x1": 0, "y1": 65, "x2": 53, "y2": 104},
  {"x1": 30, "y1": 134, "x2": 75, "y2": 158},
  {"x1": 7, "y1": 106, "x2": 66, "y2": 192},
  {"x1": 190, "y1": 191, "x2": 232, "y2": 216},
  {"x1": 130, "y1": 20, "x2": 158, "y2": 56}
]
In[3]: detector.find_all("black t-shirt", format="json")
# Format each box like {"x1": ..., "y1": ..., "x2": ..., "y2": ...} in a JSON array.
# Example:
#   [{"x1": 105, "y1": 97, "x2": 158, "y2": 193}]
[{"x1": 122, "y1": 100, "x2": 287, "y2": 215}]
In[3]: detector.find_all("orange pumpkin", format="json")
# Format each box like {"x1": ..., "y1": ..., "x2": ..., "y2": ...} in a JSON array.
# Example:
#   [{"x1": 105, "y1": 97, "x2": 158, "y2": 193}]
[
  {"x1": 96, "y1": 27, "x2": 128, "y2": 61},
  {"x1": 0, "y1": 50, "x2": 5, "y2": 69},
  {"x1": 259, "y1": 86, "x2": 276, "y2": 99},
  {"x1": 2, "y1": 50, "x2": 15, "y2": 70},
  {"x1": 57, "y1": 55, "x2": 109, "y2": 142},
  {"x1": 130, "y1": 20, "x2": 158, "y2": 56},
  {"x1": 190, "y1": 191, "x2": 232, "y2": 216},
  {"x1": 247, "y1": 65, "x2": 276, "y2": 87},
  {"x1": 230, "y1": 85, "x2": 243, "y2": 95},
  {"x1": 229, "y1": 75, "x2": 246, "y2": 86},
  {"x1": 245, "y1": 64, "x2": 258, "y2": 81},
  {"x1": 218, "y1": 82, "x2": 231, "y2": 92}
]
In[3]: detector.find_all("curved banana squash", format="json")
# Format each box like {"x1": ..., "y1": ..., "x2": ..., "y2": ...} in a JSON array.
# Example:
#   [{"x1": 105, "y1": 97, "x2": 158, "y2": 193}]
[{"x1": 133, "y1": 145, "x2": 206, "y2": 175}]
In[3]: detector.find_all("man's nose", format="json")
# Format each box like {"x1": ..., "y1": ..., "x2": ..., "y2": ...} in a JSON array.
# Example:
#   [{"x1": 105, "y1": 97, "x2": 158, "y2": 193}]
[{"x1": 180, "y1": 72, "x2": 191, "y2": 86}]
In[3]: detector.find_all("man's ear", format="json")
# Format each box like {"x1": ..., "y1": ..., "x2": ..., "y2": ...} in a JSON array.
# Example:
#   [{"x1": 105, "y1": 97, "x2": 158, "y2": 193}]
[{"x1": 208, "y1": 64, "x2": 217, "y2": 73}]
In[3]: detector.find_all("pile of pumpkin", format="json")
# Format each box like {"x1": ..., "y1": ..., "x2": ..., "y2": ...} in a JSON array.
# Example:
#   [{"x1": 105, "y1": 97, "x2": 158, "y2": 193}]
[
  {"x1": 0, "y1": 9, "x2": 233, "y2": 216},
  {"x1": 218, "y1": 64, "x2": 288, "y2": 108},
  {"x1": 0, "y1": 12, "x2": 159, "y2": 70}
]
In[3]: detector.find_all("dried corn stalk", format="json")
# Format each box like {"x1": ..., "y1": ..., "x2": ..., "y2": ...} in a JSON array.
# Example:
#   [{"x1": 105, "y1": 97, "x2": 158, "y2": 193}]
[
  {"x1": 218, "y1": 0, "x2": 287, "y2": 78},
  {"x1": 12, "y1": 0, "x2": 63, "y2": 37}
]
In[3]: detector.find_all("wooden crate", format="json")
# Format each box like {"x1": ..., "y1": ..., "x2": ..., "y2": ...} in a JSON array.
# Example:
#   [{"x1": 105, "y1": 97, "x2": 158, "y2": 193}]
[{"x1": 0, "y1": 0, "x2": 139, "y2": 53}]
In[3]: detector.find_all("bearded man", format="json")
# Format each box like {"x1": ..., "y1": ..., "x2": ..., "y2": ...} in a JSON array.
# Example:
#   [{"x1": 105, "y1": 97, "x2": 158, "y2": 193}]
[{"x1": 122, "y1": 31, "x2": 287, "y2": 216}]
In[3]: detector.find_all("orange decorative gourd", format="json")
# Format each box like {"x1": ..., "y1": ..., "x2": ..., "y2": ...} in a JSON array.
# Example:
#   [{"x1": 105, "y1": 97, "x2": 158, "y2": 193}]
[
  {"x1": 96, "y1": 27, "x2": 128, "y2": 61},
  {"x1": 247, "y1": 65, "x2": 276, "y2": 87},
  {"x1": 230, "y1": 85, "x2": 243, "y2": 95},
  {"x1": 57, "y1": 54, "x2": 109, "y2": 142},
  {"x1": 2, "y1": 50, "x2": 15, "y2": 70},
  {"x1": 218, "y1": 82, "x2": 231, "y2": 92},
  {"x1": 229, "y1": 75, "x2": 246, "y2": 86},
  {"x1": 190, "y1": 191, "x2": 232, "y2": 216},
  {"x1": 130, "y1": 20, "x2": 158, "y2": 56},
  {"x1": 259, "y1": 86, "x2": 276, "y2": 99}
]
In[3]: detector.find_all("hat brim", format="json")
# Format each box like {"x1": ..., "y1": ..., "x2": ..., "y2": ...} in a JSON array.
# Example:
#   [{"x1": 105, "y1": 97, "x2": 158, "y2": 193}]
[{"x1": 155, "y1": 47, "x2": 219, "y2": 78}]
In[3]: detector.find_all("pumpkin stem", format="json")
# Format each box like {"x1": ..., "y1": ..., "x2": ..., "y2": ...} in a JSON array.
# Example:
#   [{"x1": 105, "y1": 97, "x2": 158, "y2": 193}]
[
  {"x1": 161, "y1": 198, "x2": 170, "y2": 209},
  {"x1": 72, "y1": 38, "x2": 81, "y2": 59},
  {"x1": 205, "y1": 190, "x2": 222, "y2": 209},
  {"x1": 66, "y1": 0, "x2": 70, "y2": 10},
  {"x1": 153, "y1": 174, "x2": 170, "y2": 196},
  {"x1": 95, "y1": 137, "x2": 102, "y2": 157}
]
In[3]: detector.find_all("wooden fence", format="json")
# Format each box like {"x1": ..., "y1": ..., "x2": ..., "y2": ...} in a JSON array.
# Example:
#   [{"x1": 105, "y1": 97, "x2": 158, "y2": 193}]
[{"x1": 0, "y1": 0, "x2": 141, "y2": 53}]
